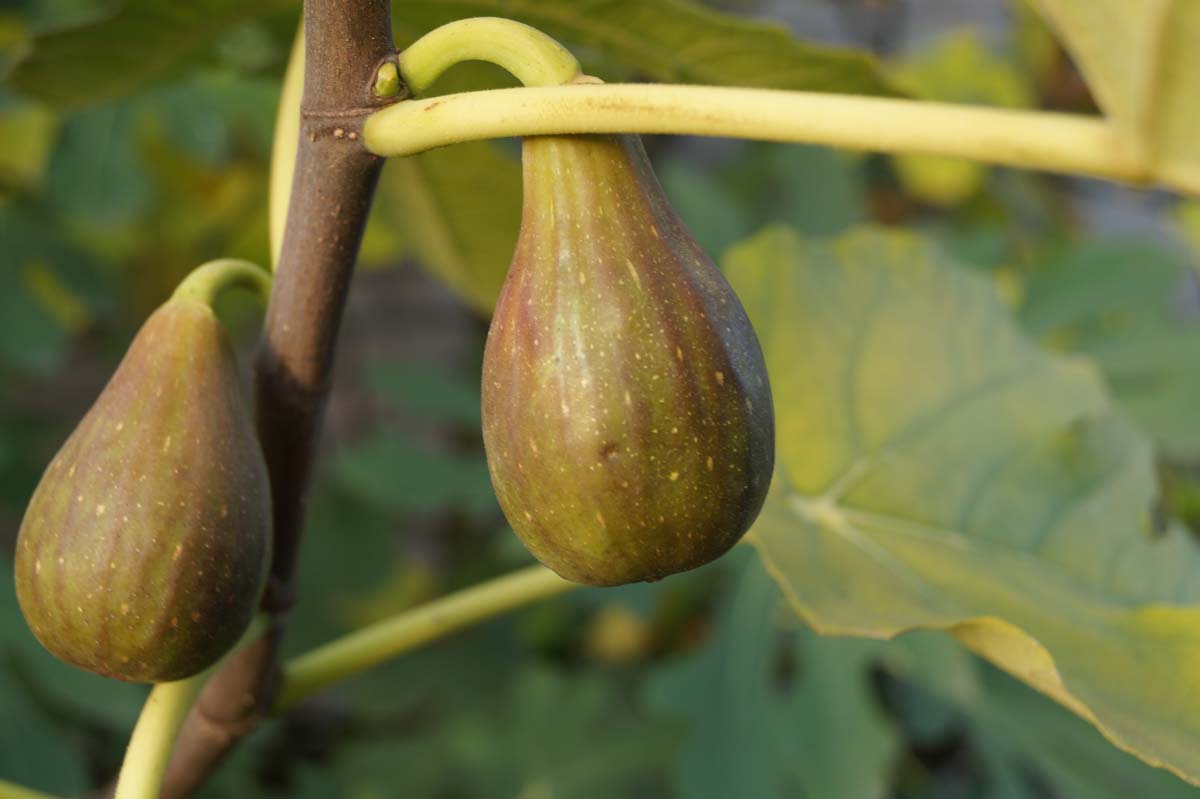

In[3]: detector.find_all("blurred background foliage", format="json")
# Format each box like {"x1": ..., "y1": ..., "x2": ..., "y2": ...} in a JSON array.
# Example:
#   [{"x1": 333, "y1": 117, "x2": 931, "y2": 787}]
[{"x1": 3, "y1": 0, "x2": 1200, "y2": 797}]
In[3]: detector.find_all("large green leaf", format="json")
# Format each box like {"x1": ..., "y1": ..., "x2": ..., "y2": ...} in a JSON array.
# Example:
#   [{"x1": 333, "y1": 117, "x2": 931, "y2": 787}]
[
  {"x1": 725, "y1": 224, "x2": 1200, "y2": 784},
  {"x1": 393, "y1": 0, "x2": 896, "y2": 96},
  {"x1": 1019, "y1": 239, "x2": 1200, "y2": 458},
  {"x1": 894, "y1": 632, "x2": 1200, "y2": 799},
  {"x1": 1027, "y1": 0, "x2": 1200, "y2": 194},
  {"x1": 9, "y1": 0, "x2": 291, "y2": 110}
]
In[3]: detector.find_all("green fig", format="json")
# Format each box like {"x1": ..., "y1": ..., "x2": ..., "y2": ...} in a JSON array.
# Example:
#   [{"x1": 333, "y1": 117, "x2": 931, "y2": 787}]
[
  {"x1": 14, "y1": 298, "x2": 271, "y2": 682},
  {"x1": 482, "y1": 134, "x2": 774, "y2": 586}
]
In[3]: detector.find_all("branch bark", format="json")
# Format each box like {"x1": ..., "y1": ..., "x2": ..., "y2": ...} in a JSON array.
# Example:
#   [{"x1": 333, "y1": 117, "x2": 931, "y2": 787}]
[{"x1": 157, "y1": 2, "x2": 400, "y2": 795}]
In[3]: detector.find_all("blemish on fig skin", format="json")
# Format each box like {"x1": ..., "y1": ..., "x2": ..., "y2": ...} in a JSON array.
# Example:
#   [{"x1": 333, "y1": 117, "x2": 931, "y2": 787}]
[{"x1": 600, "y1": 442, "x2": 620, "y2": 460}]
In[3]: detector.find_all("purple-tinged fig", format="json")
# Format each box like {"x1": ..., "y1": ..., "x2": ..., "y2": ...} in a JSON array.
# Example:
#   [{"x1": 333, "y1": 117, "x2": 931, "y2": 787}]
[
  {"x1": 482, "y1": 134, "x2": 775, "y2": 586},
  {"x1": 14, "y1": 297, "x2": 270, "y2": 682}
]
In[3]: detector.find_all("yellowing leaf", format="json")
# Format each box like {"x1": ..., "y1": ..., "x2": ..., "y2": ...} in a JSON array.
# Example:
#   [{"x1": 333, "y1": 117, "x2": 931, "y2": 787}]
[
  {"x1": 726, "y1": 224, "x2": 1200, "y2": 785},
  {"x1": 1027, "y1": 0, "x2": 1200, "y2": 194}
]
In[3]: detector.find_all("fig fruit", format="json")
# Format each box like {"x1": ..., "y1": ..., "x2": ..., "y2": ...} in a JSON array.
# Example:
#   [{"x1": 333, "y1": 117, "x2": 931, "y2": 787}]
[
  {"x1": 482, "y1": 134, "x2": 774, "y2": 586},
  {"x1": 14, "y1": 297, "x2": 271, "y2": 682}
]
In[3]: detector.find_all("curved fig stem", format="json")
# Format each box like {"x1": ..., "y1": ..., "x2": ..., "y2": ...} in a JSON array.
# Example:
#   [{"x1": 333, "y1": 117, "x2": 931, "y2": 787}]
[
  {"x1": 0, "y1": 780, "x2": 61, "y2": 799},
  {"x1": 269, "y1": 24, "x2": 304, "y2": 270},
  {"x1": 171, "y1": 259, "x2": 272, "y2": 307},
  {"x1": 361, "y1": 83, "x2": 1187, "y2": 193},
  {"x1": 398, "y1": 17, "x2": 580, "y2": 96},
  {"x1": 113, "y1": 617, "x2": 268, "y2": 799},
  {"x1": 114, "y1": 680, "x2": 207, "y2": 799},
  {"x1": 274, "y1": 565, "x2": 576, "y2": 711}
]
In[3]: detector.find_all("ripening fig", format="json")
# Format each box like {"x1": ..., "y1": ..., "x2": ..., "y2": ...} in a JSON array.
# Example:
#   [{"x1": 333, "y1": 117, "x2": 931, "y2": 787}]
[
  {"x1": 482, "y1": 134, "x2": 775, "y2": 586},
  {"x1": 14, "y1": 296, "x2": 271, "y2": 682}
]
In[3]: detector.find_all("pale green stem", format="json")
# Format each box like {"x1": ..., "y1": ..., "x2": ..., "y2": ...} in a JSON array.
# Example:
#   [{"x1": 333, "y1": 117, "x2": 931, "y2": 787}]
[
  {"x1": 362, "y1": 83, "x2": 1186, "y2": 192},
  {"x1": 171, "y1": 258, "x2": 272, "y2": 308},
  {"x1": 113, "y1": 680, "x2": 207, "y2": 799},
  {"x1": 114, "y1": 617, "x2": 268, "y2": 799},
  {"x1": 270, "y1": 23, "x2": 305, "y2": 269},
  {"x1": 398, "y1": 17, "x2": 580, "y2": 96},
  {"x1": 0, "y1": 780, "x2": 61, "y2": 799},
  {"x1": 275, "y1": 565, "x2": 577, "y2": 711}
]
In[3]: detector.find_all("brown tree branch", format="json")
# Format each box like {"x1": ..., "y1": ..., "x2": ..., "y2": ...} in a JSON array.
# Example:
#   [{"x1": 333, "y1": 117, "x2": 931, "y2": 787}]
[{"x1": 157, "y1": 2, "x2": 401, "y2": 795}]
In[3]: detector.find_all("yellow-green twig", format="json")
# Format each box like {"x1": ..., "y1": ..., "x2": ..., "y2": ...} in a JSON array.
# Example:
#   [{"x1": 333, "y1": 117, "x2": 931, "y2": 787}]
[
  {"x1": 398, "y1": 17, "x2": 579, "y2": 96},
  {"x1": 362, "y1": 82, "x2": 1180, "y2": 191},
  {"x1": 171, "y1": 258, "x2": 271, "y2": 308},
  {"x1": 275, "y1": 565, "x2": 577, "y2": 711}
]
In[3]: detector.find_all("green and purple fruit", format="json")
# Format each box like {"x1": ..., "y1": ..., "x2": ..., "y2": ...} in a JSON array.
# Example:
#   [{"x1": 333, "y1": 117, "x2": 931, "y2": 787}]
[
  {"x1": 14, "y1": 298, "x2": 271, "y2": 682},
  {"x1": 482, "y1": 134, "x2": 775, "y2": 586}
]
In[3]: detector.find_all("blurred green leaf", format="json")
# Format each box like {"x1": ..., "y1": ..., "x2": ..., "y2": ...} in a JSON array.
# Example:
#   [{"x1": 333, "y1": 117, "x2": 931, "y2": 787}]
[
  {"x1": 1019, "y1": 239, "x2": 1200, "y2": 458},
  {"x1": 393, "y1": 0, "x2": 898, "y2": 96},
  {"x1": 660, "y1": 154, "x2": 750, "y2": 262},
  {"x1": 0, "y1": 202, "x2": 98, "y2": 373},
  {"x1": 727, "y1": 224, "x2": 1200, "y2": 785},
  {"x1": 648, "y1": 554, "x2": 782, "y2": 799},
  {"x1": 379, "y1": 141, "x2": 521, "y2": 314},
  {"x1": 44, "y1": 103, "x2": 152, "y2": 234},
  {"x1": 367, "y1": 361, "x2": 482, "y2": 429},
  {"x1": 721, "y1": 143, "x2": 866, "y2": 238},
  {"x1": 335, "y1": 434, "x2": 496, "y2": 517},
  {"x1": 454, "y1": 665, "x2": 679, "y2": 798},
  {"x1": 0, "y1": 678, "x2": 88, "y2": 796},
  {"x1": 780, "y1": 629, "x2": 900, "y2": 799},
  {"x1": 9, "y1": 0, "x2": 292, "y2": 109},
  {"x1": 890, "y1": 31, "x2": 1033, "y2": 206},
  {"x1": 0, "y1": 99, "x2": 57, "y2": 197},
  {"x1": 649, "y1": 553, "x2": 901, "y2": 799},
  {"x1": 1027, "y1": 0, "x2": 1200, "y2": 193},
  {"x1": 287, "y1": 485, "x2": 406, "y2": 654}
]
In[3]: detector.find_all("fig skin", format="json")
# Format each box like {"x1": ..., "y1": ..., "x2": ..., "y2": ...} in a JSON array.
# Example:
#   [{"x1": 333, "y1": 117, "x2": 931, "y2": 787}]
[
  {"x1": 482, "y1": 134, "x2": 775, "y2": 586},
  {"x1": 14, "y1": 299, "x2": 271, "y2": 682}
]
